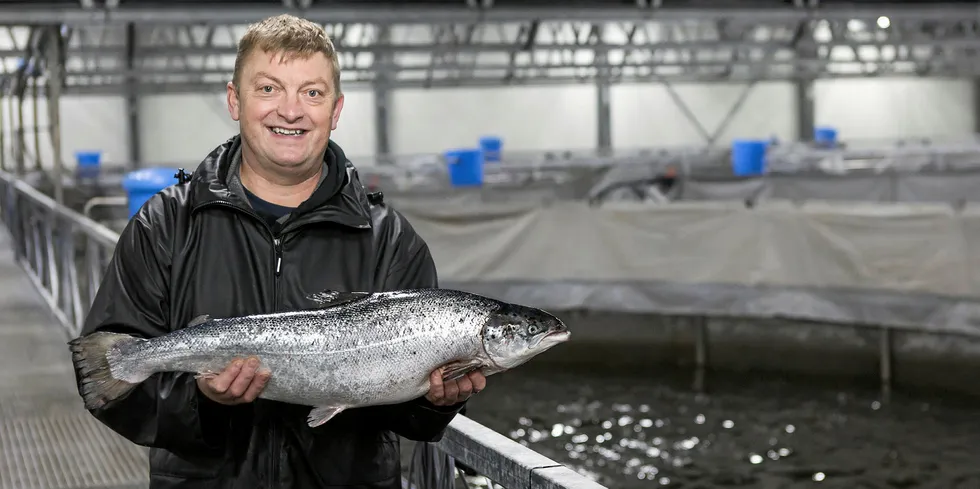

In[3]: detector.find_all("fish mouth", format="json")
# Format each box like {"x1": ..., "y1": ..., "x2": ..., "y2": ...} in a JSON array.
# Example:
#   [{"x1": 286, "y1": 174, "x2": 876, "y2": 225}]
[{"x1": 545, "y1": 330, "x2": 571, "y2": 341}]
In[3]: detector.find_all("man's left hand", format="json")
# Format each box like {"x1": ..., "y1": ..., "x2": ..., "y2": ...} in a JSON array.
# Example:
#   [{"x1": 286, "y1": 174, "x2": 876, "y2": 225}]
[{"x1": 425, "y1": 368, "x2": 487, "y2": 406}]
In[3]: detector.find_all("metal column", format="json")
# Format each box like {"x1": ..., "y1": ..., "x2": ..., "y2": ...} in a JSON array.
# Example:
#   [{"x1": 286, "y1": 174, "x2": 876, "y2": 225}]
[
  {"x1": 125, "y1": 23, "x2": 142, "y2": 167},
  {"x1": 46, "y1": 26, "x2": 64, "y2": 204},
  {"x1": 796, "y1": 80, "x2": 815, "y2": 141},
  {"x1": 373, "y1": 26, "x2": 391, "y2": 157}
]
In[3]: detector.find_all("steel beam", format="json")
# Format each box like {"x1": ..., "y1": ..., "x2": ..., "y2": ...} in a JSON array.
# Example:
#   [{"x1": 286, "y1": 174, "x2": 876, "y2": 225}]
[
  {"x1": 8, "y1": 37, "x2": 980, "y2": 58},
  {"x1": 2, "y1": 4, "x2": 980, "y2": 25},
  {"x1": 7, "y1": 7, "x2": 980, "y2": 90},
  {"x1": 41, "y1": 71, "x2": 970, "y2": 97}
]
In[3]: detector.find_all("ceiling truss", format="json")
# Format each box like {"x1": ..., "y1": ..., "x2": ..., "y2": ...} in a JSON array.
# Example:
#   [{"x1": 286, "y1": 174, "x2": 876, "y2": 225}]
[{"x1": 2, "y1": 3, "x2": 980, "y2": 95}]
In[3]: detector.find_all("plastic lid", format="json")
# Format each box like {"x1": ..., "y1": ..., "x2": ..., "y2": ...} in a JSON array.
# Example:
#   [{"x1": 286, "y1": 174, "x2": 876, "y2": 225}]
[{"x1": 122, "y1": 167, "x2": 180, "y2": 193}]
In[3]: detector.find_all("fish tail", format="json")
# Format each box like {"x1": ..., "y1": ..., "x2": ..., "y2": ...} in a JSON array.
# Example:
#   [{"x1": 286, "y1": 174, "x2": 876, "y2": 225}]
[{"x1": 68, "y1": 331, "x2": 144, "y2": 410}]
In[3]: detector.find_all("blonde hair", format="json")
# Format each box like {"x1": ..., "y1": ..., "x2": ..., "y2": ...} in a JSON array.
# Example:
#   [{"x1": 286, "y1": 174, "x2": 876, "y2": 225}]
[{"x1": 232, "y1": 14, "x2": 342, "y2": 97}]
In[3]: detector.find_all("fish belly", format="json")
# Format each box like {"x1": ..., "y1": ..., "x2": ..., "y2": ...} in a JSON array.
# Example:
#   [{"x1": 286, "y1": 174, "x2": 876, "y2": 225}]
[{"x1": 255, "y1": 329, "x2": 478, "y2": 408}]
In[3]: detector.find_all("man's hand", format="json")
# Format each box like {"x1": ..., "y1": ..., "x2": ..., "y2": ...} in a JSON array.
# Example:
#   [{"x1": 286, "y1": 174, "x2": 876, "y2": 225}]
[
  {"x1": 197, "y1": 356, "x2": 270, "y2": 405},
  {"x1": 424, "y1": 368, "x2": 487, "y2": 407}
]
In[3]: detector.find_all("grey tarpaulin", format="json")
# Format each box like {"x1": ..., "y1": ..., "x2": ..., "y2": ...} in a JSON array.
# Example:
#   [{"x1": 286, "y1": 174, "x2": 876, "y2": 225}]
[
  {"x1": 676, "y1": 170, "x2": 980, "y2": 204},
  {"x1": 367, "y1": 165, "x2": 980, "y2": 207},
  {"x1": 387, "y1": 199, "x2": 980, "y2": 337}
]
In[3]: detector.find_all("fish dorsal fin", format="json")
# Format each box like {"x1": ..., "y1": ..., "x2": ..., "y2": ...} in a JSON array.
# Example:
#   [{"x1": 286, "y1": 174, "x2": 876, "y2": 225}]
[
  {"x1": 305, "y1": 290, "x2": 371, "y2": 309},
  {"x1": 186, "y1": 314, "x2": 211, "y2": 328}
]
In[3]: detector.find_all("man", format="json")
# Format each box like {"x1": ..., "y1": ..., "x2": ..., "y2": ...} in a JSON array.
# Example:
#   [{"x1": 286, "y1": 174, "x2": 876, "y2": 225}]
[{"x1": 75, "y1": 14, "x2": 486, "y2": 489}]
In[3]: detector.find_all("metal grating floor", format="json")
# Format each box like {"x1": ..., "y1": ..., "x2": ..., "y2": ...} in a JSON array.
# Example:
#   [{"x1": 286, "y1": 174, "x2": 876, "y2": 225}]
[
  {"x1": 0, "y1": 411, "x2": 149, "y2": 489},
  {"x1": 0, "y1": 234, "x2": 150, "y2": 489}
]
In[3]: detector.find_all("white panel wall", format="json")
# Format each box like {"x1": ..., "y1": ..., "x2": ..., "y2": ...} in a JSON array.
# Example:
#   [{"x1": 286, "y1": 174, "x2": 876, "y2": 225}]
[
  {"x1": 2, "y1": 79, "x2": 976, "y2": 170},
  {"x1": 390, "y1": 86, "x2": 598, "y2": 154},
  {"x1": 813, "y1": 78, "x2": 975, "y2": 142},
  {"x1": 0, "y1": 95, "x2": 129, "y2": 171},
  {"x1": 611, "y1": 81, "x2": 798, "y2": 148}
]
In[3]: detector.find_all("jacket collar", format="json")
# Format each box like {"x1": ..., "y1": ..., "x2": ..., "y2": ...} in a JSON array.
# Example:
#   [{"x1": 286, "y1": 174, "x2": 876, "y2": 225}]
[{"x1": 188, "y1": 135, "x2": 372, "y2": 230}]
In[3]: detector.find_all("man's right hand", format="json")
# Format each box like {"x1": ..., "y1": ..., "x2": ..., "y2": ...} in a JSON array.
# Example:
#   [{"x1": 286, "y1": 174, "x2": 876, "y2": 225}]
[{"x1": 197, "y1": 356, "x2": 270, "y2": 405}]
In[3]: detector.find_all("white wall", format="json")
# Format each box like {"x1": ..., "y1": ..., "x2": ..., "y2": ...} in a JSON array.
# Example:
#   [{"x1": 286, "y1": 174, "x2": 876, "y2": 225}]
[
  {"x1": 0, "y1": 95, "x2": 130, "y2": 170},
  {"x1": 2, "y1": 78, "x2": 976, "y2": 171},
  {"x1": 610, "y1": 81, "x2": 798, "y2": 148},
  {"x1": 813, "y1": 78, "x2": 975, "y2": 142}
]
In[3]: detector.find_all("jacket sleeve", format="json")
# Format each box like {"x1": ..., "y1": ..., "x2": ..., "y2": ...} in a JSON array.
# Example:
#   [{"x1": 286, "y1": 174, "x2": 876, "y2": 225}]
[
  {"x1": 76, "y1": 197, "x2": 229, "y2": 458},
  {"x1": 366, "y1": 209, "x2": 466, "y2": 442}
]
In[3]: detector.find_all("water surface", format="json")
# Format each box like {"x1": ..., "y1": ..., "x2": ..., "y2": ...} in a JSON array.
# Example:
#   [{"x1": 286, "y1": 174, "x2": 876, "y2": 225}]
[{"x1": 465, "y1": 368, "x2": 980, "y2": 489}]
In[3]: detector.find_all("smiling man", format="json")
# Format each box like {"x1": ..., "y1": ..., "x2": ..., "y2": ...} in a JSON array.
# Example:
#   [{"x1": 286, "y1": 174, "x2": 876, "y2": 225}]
[{"x1": 75, "y1": 14, "x2": 485, "y2": 489}]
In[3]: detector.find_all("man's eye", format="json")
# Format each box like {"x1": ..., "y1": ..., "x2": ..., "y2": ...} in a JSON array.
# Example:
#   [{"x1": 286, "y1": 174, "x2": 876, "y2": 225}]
[
  {"x1": 262, "y1": 86, "x2": 273, "y2": 93},
  {"x1": 308, "y1": 90, "x2": 320, "y2": 97}
]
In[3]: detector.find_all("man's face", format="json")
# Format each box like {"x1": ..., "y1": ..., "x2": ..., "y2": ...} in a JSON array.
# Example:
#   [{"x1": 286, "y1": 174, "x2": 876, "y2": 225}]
[{"x1": 227, "y1": 49, "x2": 344, "y2": 173}]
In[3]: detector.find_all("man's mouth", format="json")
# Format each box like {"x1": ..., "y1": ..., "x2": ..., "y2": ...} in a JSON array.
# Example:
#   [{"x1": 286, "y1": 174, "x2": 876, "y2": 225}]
[{"x1": 269, "y1": 127, "x2": 307, "y2": 136}]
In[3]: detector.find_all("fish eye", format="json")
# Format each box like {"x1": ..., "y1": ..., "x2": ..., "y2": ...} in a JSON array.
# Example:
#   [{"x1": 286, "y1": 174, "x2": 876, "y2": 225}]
[{"x1": 528, "y1": 324, "x2": 540, "y2": 334}]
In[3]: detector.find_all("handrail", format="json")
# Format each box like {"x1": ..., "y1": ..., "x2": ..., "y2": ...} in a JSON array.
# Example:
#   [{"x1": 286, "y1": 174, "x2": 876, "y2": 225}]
[
  {"x1": 0, "y1": 169, "x2": 608, "y2": 489},
  {"x1": 83, "y1": 195, "x2": 128, "y2": 220},
  {"x1": 440, "y1": 416, "x2": 607, "y2": 489},
  {"x1": 2, "y1": 169, "x2": 118, "y2": 247},
  {"x1": 0, "y1": 169, "x2": 117, "y2": 338}
]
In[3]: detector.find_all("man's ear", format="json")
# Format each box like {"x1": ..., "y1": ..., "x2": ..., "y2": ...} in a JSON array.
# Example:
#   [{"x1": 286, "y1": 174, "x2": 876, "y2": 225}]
[{"x1": 227, "y1": 81, "x2": 240, "y2": 121}]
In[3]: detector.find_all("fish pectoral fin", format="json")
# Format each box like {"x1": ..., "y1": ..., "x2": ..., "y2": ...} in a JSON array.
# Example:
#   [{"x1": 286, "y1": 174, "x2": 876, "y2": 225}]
[
  {"x1": 304, "y1": 290, "x2": 371, "y2": 309},
  {"x1": 186, "y1": 314, "x2": 211, "y2": 328},
  {"x1": 307, "y1": 405, "x2": 347, "y2": 428},
  {"x1": 440, "y1": 359, "x2": 487, "y2": 383}
]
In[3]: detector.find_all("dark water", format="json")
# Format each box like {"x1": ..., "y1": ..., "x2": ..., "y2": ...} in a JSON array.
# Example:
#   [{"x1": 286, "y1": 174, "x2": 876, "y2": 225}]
[{"x1": 464, "y1": 368, "x2": 980, "y2": 489}]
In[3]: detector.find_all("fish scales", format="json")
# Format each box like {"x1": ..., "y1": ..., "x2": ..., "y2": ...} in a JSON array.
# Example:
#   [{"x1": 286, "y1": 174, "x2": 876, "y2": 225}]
[{"x1": 70, "y1": 288, "x2": 570, "y2": 428}]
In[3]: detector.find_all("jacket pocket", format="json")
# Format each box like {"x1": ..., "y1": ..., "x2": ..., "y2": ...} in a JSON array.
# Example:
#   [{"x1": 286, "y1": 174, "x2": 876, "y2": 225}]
[{"x1": 149, "y1": 447, "x2": 225, "y2": 479}]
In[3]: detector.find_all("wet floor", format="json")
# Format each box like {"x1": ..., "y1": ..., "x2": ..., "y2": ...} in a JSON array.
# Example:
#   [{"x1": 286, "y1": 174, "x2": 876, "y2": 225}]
[{"x1": 464, "y1": 368, "x2": 980, "y2": 489}]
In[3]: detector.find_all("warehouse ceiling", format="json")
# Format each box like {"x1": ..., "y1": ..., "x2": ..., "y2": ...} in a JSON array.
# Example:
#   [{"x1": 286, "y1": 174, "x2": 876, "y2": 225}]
[{"x1": 2, "y1": 0, "x2": 980, "y2": 93}]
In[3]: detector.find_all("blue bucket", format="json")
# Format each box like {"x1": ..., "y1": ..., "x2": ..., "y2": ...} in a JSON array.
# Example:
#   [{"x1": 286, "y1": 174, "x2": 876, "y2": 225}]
[
  {"x1": 121, "y1": 167, "x2": 179, "y2": 218},
  {"x1": 75, "y1": 150, "x2": 102, "y2": 179},
  {"x1": 814, "y1": 126, "x2": 838, "y2": 147},
  {"x1": 730, "y1": 139, "x2": 769, "y2": 176},
  {"x1": 445, "y1": 149, "x2": 483, "y2": 187},
  {"x1": 478, "y1": 136, "x2": 502, "y2": 164}
]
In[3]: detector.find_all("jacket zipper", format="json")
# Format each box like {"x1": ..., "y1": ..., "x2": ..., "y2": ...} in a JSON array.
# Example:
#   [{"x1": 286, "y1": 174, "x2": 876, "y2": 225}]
[
  {"x1": 273, "y1": 236, "x2": 283, "y2": 304},
  {"x1": 270, "y1": 235, "x2": 283, "y2": 487},
  {"x1": 193, "y1": 200, "x2": 283, "y2": 487}
]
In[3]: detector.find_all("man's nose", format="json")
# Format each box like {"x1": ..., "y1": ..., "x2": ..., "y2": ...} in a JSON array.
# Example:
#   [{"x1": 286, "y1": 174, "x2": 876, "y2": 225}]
[{"x1": 277, "y1": 94, "x2": 304, "y2": 122}]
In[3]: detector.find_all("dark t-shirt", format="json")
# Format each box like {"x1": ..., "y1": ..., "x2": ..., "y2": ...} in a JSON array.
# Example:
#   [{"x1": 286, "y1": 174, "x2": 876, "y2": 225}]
[{"x1": 242, "y1": 186, "x2": 295, "y2": 229}]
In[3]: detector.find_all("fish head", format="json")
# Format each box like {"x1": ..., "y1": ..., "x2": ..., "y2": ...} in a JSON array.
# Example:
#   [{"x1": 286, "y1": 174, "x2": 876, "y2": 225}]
[{"x1": 482, "y1": 303, "x2": 570, "y2": 370}]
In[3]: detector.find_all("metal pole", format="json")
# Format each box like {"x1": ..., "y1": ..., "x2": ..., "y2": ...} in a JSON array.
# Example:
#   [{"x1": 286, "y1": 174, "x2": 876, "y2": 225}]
[
  {"x1": 4, "y1": 81, "x2": 14, "y2": 172},
  {"x1": 0, "y1": 76, "x2": 6, "y2": 172},
  {"x1": 46, "y1": 27, "x2": 64, "y2": 204},
  {"x1": 693, "y1": 317, "x2": 709, "y2": 392},
  {"x1": 32, "y1": 75, "x2": 41, "y2": 171},
  {"x1": 125, "y1": 23, "x2": 141, "y2": 167},
  {"x1": 879, "y1": 326, "x2": 892, "y2": 402},
  {"x1": 15, "y1": 88, "x2": 24, "y2": 175}
]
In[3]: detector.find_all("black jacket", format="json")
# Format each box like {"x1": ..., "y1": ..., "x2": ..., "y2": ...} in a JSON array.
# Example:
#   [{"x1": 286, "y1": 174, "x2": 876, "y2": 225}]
[{"x1": 77, "y1": 135, "x2": 464, "y2": 489}]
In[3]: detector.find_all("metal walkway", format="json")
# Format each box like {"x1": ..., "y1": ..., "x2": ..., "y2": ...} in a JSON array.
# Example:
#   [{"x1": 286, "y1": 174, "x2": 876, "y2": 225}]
[{"x1": 0, "y1": 230, "x2": 149, "y2": 489}]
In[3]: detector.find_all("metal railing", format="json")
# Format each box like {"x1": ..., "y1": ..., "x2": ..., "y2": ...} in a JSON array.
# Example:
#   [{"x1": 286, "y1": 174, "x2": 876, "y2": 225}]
[
  {"x1": 0, "y1": 169, "x2": 117, "y2": 338},
  {"x1": 0, "y1": 168, "x2": 608, "y2": 489}
]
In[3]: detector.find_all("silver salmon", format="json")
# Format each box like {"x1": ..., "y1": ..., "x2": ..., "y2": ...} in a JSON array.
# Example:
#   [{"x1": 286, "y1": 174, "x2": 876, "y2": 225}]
[{"x1": 69, "y1": 288, "x2": 570, "y2": 427}]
